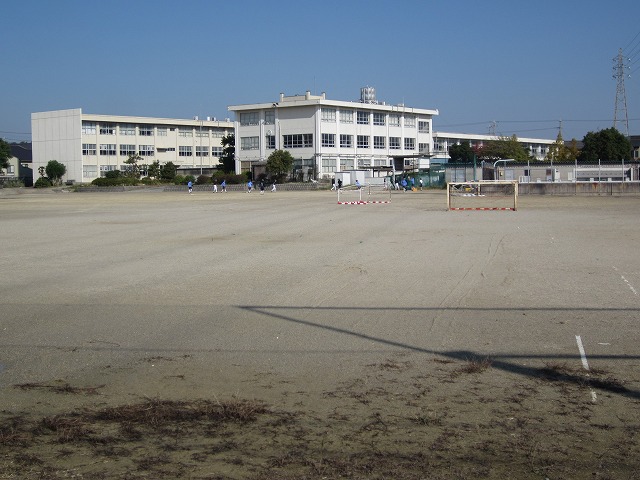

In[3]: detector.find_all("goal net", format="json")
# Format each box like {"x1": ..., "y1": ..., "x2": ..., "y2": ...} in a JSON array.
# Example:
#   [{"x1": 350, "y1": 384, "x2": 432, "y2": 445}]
[
  {"x1": 337, "y1": 185, "x2": 391, "y2": 205},
  {"x1": 447, "y1": 181, "x2": 518, "y2": 211}
]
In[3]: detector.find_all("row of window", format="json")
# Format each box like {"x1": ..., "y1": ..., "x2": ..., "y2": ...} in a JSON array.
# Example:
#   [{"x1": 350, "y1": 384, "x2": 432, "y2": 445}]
[
  {"x1": 239, "y1": 109, "x2": 430, "y2": 132},
  {"x1": 321, "y1": 109, "x2": 429, "y2": 131},
  {"x1": 82, "y1": 122, "x2": 229, "y2": 138},
  {"x1": 240, "y1": 111, "x2": 275, "y2": 126},
  {"x1": 82, "y1": 143, "x2": 223, "y2": 157},
  {"x1": 239, "y1": 134, "x2": 426, "y2": 151}
]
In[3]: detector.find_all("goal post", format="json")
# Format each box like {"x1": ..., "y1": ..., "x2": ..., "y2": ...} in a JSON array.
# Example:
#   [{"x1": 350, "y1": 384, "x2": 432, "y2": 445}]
[
  {"x1": 337, "y1": 184, "x2": 391, "y2": 205},
  {"x1": 447, "y1": 180, "x2": 518, "y2": 211}
]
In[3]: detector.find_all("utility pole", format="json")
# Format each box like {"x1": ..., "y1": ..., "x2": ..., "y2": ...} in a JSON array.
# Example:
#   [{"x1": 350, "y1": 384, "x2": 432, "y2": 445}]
[{"x1": 613, "y1": 48, "x2": 630, "y2": 137}]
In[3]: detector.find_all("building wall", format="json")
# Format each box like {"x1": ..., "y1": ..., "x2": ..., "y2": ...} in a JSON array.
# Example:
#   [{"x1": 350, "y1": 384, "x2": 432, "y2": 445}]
[
  {"x1": 32, "y1": 109, "x2": 83, "y2": 182},
  {"x1": 230, "y1": 92, "x2": 438, "y2": 179},
  {"x1": 31, "y1": 109, "x2": 233, "y2": 183}
]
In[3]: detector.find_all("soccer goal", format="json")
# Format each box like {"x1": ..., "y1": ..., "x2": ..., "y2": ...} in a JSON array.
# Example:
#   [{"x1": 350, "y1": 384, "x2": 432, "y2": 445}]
[
  {"x1": 447, "y1": 181, "x2": 518, "y2": 211},
  {"x1": 337, "y1": 185, "x2": 392, "y2": 205}
]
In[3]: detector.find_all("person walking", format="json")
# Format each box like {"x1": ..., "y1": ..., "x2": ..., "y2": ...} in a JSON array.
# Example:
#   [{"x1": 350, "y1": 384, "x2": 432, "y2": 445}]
[
  {"x1": 247, "y1": 180, "x2": 253, "y2": 193},
  {"x1": 187, "y1": 180, "x2": 193, "y2": 194},
  {"x1": 221, "y1": 179, "x2": 227, "y2": 192},
  {"x1": 419, "y1": 178, "x2": 423, "y2": 191},
  {"x1": 331, "y1": 178, "x2": 336, "y2": 191},
  {"x1": 259, "y1": 180, "x2": 265, "y2": 195},
  {"x1": 271, "y1": 180, "x2": 277, "y2": 192},
  {"x1": 212, "y1": 183, "x2": 218, "y2": 193}
]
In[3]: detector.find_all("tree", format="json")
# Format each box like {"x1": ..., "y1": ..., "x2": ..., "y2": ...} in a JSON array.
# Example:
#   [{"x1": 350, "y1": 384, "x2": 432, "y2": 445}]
[
  {"x1": 0, "y1": 138, "x2": 10, "y2": 171},
  {"x1": 147, "y1": 160, "x2": 161, "y2": 179},
  {"x1": 160, "y1": 161, "x2": 177, "y2": 181},
  {"x1": 577, "y1": 127, "x2": 632, "y2": 163},
  {"x1": 219, "y1": 134, "x2": 235, "y2": 173},
  {"x1": 545, "y1": 131, "x2": 577, "y2": 163},
  {"x1": 448, "y1": 141, "x2": 475, "y2": 163},
  {"x1": 45, "y1": 160, "x2": 66, "y2": 184},
  {"x1": 123, "y1": 154, "x2": 142, "y2": 178},
  {"x1": 477, "y1": 135, "x2": 531, "y2": 162},
  {"x1": 266, "y1": 149, "x2": 294, "y2": 180}
]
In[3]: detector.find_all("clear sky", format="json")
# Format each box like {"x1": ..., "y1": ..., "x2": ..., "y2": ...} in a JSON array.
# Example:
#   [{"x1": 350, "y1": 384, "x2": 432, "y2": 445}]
[{"x1": 2, "y1": 0, "x2": 639, "y2": 143}]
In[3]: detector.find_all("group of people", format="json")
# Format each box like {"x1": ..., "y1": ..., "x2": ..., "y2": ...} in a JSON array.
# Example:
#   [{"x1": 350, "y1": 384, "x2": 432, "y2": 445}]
[
  {"x1": 246, "y1": 180, "x2": 276, "y2": 194},
  {"x1": 392, "y1": 177, "x2": 423, "y2": 192},
  {"x1": 187, "y1": 178, "x2": 277, "y2": 194}
]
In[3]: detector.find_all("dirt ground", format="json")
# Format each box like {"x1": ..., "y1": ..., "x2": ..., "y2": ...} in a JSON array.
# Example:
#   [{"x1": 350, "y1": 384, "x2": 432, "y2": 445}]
[{"x1": 0, "y1": 187, "x2": 639, "y2": 479}]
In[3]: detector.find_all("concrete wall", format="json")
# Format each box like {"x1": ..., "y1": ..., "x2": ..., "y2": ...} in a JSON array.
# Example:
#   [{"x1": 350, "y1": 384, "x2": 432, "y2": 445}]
[{"x1": 519, "y1": 182, "x2": 640, "y2": 195}]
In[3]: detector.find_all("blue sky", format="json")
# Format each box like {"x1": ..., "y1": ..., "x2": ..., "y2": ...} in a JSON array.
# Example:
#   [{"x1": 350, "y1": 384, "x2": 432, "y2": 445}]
[{"x1": 2, "y1": 0, "x2": 639, "y2": 143}]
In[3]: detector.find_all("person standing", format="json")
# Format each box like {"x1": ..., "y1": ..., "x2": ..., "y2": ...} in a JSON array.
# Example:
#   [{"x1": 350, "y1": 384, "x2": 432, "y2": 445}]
[
  {"x1": 259, "y1": 180, "x2": 265, "y2": 195},
  {"x1": 212, "y1": 183, "x2": 218, "y2": 193},
  {"x1": 419, "y1": 178, "x2": 423, "y2": 191}
]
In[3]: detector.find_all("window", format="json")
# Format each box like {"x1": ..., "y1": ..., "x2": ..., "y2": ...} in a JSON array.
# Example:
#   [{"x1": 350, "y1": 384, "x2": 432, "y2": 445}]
[
  {"x1": 404, "y1": 138, "x2": 415, "y2": 150},
  {"x1": 419, "y1": 143, "x2": 429, "y2": 153},
  {"x1": 340, "y1": 158, "x2": 354, "y2": 170},
  {"x1": 389, "y1": 114, "x2": 400, "y2": 127},
  {"x1": 157, "y1": 127, "x2": 167, "y2": 136},
  {"x1": 340, "y1": 134, "x2": 353, "y2": 148},
  {"x1": 99, "y1": 123, "x2": 115, "y2": 135},
  {"x1": 212, "y1": 147, "x2": 223, "y2": 157},
  {"x1": 99, "y1": 144, "x2": 116, "y2": 155},
  {"x1": 264, "y1": 110, "x2": 275, "y2": 125},
  {"x1": 196, "y1": 129, "x2": 209, "y2": 138},
  {"x1": 100, "y1": 165, "x2": 117, "y2": 172},
  {"x1": 120, "y1": 124, "x2": 135, "y2": 136},
  {"x1": 178, "y1": 128, "x2": 193, "y2": 137},
  {"x1": 322, "y1": 133, "x2": 335, "y2": 147},
  {"x1": 340, "y1": 110, "x2": 353, "y2": 123},
  {"x1": 139, "y1": 125, "x2": 154, "y2": 136},
  {"x1": 373, "y1": 136, "x2": 386, "y2": 149},
  {"x1": 83, "y1": 165, "x2": 97, "y2": 178},
  {"x1": 266, "y1": 135, "x2": 275, "y2": 149},
  {"x1": 240, "y1": 136, "x2": 259, "y2": 150},
  {"x1": 120, "y1": 144, "x2": 135, "y2": 156},
  {"x1": 321, "y1": 157, "x2": 337, "y2": 173},
  {"x1": 418, "y1": 121, "x2": 430, "y2": 133},
  {"x1": 139, "y1": 145, "x2": 154, "y2": 156},
  {"x1": 357, "y1": 135, "x2": 369, "y2": 148},
  {"x1": 373, "y1": 112, "x2": 385, "y2": 126},
  {"x1": 82, "y1": 143, "x2": 96, "y2": 155},
  {"x1": 196, "y1": 146, "x2": 209, "y2": 157},
  {"x1": 283, "y1": 134, "x2": 313, "y2": 148},
  {"x1": 404, "y1": 116, "x2": 416, "y2": 128},
  {"x1": 212, "y1": 129, "x2": 226, "y2": 138},
  {"x1": 82, "y1": 122, "x2": 96, "y2": 135},
  {"x1": 179, "y1": 146, "x2": 193, "y2": 156},
  {"x1": 240, "y1": 112, "x2": 259, "y2": 126},
  {"x1": 389, "y1": 137, "x2": 401, "y2": 149},
  {"x1": 357, "y1": 111, "x2": 369, "y2": 125},
  {"x1": 321, "y1": 108, "x2": 336, "y2": 122}
]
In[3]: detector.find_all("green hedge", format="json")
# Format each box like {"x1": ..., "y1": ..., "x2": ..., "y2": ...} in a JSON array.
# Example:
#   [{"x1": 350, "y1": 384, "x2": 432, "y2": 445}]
[{"x1": 91, "y1": 177, "x2": 139, "y2": 187}]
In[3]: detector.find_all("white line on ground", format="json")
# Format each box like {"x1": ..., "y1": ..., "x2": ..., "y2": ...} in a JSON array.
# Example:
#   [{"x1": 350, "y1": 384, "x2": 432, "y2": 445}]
[
  {"x1": 575, "y1": 335, "x2": 597, "y2": 403},
  {"x1": 612, "y1": 266, "x2": 638, "y2": 296}
]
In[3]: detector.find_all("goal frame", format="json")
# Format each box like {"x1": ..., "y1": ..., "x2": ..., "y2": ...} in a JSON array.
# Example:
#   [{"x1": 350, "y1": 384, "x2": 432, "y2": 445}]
[
  {"x1": 447, "y1": 180, "x2": 518, "y2": 211},
  {"x1": 337, "y1": 185, "x2": 391, "y2": 205}
]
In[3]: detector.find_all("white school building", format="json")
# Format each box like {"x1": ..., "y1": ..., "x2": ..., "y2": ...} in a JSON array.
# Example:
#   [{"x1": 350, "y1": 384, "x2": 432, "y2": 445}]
[
  {"x1": 228, "y1": 88, "x2": 439, "y2": 180},
  {"x1": 31, "y1": 109, "x2": 233, "y2": 183}
]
